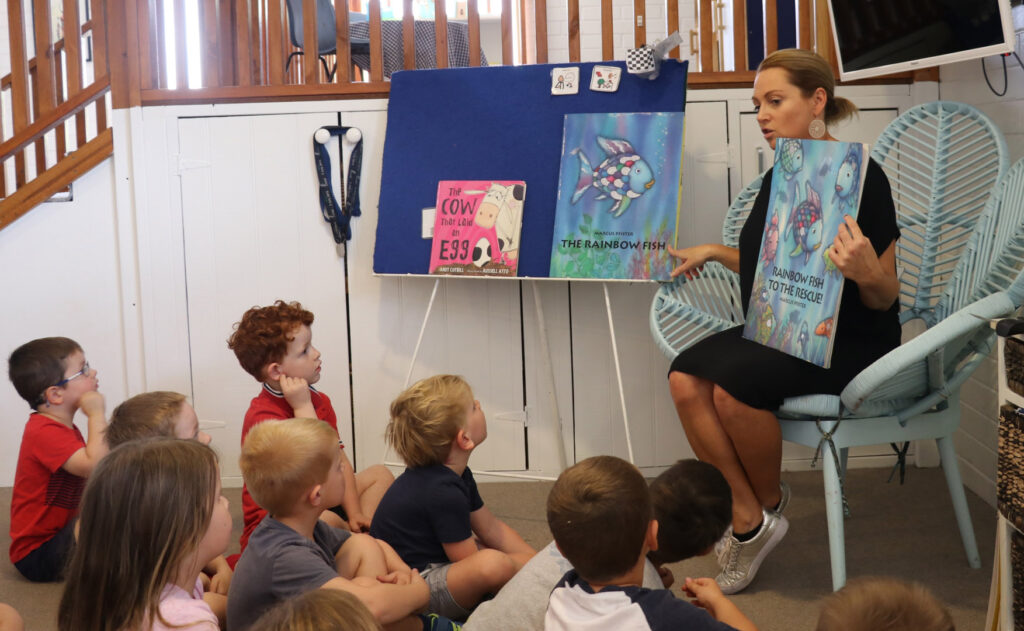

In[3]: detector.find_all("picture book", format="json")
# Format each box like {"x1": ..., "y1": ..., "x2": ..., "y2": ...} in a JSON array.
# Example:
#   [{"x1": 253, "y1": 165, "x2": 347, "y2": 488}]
[
  {"x1": 548, "y1": 112, "x2": 685, "y2": 281},
  {"x1": 741, "y1": 138, "x2": 870, "y2": 368},
  {"x1": 429, "y1": 180, "x2": 526, "y2": 276}
]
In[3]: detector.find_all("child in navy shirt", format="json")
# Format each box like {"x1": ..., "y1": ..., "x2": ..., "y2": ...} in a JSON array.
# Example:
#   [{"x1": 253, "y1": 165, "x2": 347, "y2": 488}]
[{"x1": 371, "y1": 375, "x2": 536, "y2": 620}]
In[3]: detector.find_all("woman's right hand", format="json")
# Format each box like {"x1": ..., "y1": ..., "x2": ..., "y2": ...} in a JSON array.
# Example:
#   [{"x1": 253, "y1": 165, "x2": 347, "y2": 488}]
[{"x1": 667, "y1": 244, "x2": 714, "y2": 279}]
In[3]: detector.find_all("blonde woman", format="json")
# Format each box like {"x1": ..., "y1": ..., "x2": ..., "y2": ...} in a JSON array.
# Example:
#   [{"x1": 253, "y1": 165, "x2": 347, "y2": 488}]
[{"x1": 667, "y1": 48, "x2": 900, "y2": 593}]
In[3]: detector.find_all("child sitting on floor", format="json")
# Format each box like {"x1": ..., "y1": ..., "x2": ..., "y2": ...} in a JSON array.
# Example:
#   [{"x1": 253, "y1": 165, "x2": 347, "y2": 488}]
[
  {"x1": 58, "y1": 438, "x2": 230, "y2": 631},
  {"x1": 7, "y1": 337, "x2": 107, "y2": 582},
  {"x1": 227, "y1": 300, "x2": 392, "y2": 550},
  {"x1": 815, "y1": 576, "x2": 954, "y2": 631},
  {"x1": 106, "y1": 391, "x2": 231, "y2": 626},
  {"x1": 370, "y1": 375, "x2": 536, "y2": 621},
  {"x1": 227, "y1": 418, "x2": 431, "y2": 631},
  {"x1": 464, "y1": 458, "x2": 733, "y2": 631},
  {"x1": 545, "y1": 456, "x2": 758, "y2": 631}
]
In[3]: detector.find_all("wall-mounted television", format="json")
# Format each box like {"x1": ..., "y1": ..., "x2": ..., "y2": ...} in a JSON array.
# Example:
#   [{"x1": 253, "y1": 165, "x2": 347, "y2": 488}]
[{"x1": 827, "y1": 0, "x2": 1015, "y2": 82}]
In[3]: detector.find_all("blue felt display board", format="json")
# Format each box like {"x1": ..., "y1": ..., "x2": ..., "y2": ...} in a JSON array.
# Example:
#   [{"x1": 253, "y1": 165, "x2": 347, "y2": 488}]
[{"x1": 373, "y1": 60, "x2": 689, "y2": 277}]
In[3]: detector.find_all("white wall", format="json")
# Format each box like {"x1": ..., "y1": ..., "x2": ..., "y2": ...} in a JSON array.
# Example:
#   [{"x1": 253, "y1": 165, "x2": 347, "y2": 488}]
[
  {"x1": 939, "y1": 50, "x2": 1024, "y2": 508},
  {"x1": 0, "y1": 157, "x2": 128, "y2": 484}
]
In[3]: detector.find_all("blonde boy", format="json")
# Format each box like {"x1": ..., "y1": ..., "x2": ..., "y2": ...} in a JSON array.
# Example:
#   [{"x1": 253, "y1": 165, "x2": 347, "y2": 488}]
[
  {"x1": 228, "y1": 418, "x2": 429, "y2": 631},
  {"x1": 545, "y1": 456, "x2": 757, "y2": 631},
  {"x1": 7, "y1": 337, "x2": 107, "y2": 582},
  {"x1": 370, "y1": 375, "x2": 536, "y2": 620},
  {"x1": 228, "y1": 300, "x2": 393, "y2": 551}
]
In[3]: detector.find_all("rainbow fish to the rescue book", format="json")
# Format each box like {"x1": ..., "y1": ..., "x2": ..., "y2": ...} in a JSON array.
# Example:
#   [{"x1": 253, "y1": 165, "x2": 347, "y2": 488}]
[{"x1": 742, "y1": 138, "x2": 869, "y2": 368}]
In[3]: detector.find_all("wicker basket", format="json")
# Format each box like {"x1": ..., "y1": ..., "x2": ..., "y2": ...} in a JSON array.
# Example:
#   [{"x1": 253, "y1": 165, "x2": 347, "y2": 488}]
[
  {"x1": 1011, "y1": 528, "x2": 1024, "y2": 629},
  {"x1": 999, "y1": 404, "x2": 1024, "y2": 532},
  {"x1": 1006, "y1": 337, "x2": 1024, "y2": 399}
]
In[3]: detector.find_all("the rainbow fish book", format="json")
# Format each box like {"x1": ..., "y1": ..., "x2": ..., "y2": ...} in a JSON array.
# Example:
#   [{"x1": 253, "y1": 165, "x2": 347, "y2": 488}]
[
  {"x1": 548, "y1": 112, "x2": 685, "y2": 280},
  {"x1": 742, "y1": 138, "x2": 869, "y2": 368},
  {"x1": 429, "y1": 180, "x2": 526, "y2": 276}
]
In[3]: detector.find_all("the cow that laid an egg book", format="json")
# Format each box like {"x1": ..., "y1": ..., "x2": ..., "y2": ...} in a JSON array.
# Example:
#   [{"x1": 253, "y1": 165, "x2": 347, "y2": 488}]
[{"x1": 429, "y1": 180, "x2": 527, "y2": 277}]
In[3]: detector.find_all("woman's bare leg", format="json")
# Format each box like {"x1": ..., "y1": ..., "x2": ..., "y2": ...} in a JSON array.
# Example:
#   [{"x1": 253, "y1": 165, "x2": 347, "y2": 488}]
[
  {"x1": 669, "y1": 372, "x2": 763, "y2": 533},
  {"x1": 713, "y1": 385, "x2": 782, "y2": 513}
]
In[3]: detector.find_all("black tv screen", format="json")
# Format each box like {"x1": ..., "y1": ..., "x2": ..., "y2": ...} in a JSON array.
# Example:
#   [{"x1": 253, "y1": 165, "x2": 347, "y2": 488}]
[{"x1": 829, "y1": 0, "x2": 1013, "y2": 80}]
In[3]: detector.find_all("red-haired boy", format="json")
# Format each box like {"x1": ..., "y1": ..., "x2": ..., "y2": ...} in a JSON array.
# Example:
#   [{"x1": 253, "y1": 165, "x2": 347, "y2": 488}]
[{"x1": 228, "y1": 300, "x2": 393, "y2": 552}]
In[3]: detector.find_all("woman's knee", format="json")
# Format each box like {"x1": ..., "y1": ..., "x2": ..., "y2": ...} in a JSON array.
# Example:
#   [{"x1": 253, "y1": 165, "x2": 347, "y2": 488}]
[
  {"x1": 712, "y1": 385, "x2": 745, "y2": 427},
  {"x1": 669, "y1": 372, "x2": 710, "y2": 406}
]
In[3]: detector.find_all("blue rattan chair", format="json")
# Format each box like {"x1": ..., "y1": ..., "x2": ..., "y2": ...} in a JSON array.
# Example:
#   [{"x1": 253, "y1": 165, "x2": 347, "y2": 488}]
[{"x1": 650, "y1": 102, "x2": 1019, "y2": 590}]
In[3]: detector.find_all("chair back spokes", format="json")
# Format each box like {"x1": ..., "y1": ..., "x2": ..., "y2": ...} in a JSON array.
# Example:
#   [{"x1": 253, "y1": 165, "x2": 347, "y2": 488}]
[
  {"x1": 942, "y1": 158, "x2": 1024, "y2": 314},
  {"x1": 871, "y1": 102, "x2": 1008, "y2": 327}
]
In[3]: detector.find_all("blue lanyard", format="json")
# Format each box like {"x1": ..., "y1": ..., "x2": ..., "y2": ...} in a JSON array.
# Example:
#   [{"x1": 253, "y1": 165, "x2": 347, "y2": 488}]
[{"x1": 313, "y1": 126, "x2": 363, "y2": 244}]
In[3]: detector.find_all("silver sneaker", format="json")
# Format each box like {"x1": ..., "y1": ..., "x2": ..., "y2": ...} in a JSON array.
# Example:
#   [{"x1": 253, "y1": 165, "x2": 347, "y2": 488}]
[
  {"x1": 775, "y1": 480, "x2": 791, "y2": 515},
  {"x1": 713, "y1": 527, "x2": 733, "y2": 565},
  {"x1": 715, "y1": 509, "x2": 789, "y2": 594}
]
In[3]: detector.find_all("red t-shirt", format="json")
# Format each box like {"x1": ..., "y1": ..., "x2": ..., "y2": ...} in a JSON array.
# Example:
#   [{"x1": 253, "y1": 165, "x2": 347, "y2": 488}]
[
  {"x1": 238, "y1": 384, "x2": 341, "y2": 552},
  {"x1": 9, "y1": 414, "x2": 86, "y2": 563}
]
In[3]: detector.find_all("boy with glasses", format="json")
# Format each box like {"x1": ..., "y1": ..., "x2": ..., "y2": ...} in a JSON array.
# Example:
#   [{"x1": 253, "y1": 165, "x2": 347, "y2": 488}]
[{"x1": 7, "y1": 337, "x2": 107, "y2": 581}]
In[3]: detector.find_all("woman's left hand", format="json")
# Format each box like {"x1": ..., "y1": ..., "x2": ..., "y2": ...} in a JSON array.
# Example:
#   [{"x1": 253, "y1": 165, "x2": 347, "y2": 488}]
[{"x1": 827, "y1": 215, "x2": 881, "y2": 284}]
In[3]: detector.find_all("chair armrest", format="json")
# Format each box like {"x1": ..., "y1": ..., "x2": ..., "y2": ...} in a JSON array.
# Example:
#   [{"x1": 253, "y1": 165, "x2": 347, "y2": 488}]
[
  {"x1": 840, "y1": 291, "x2": 1014, "y2": 413},
  {"x1": 649, "y1": 262, "x2": 745, "y2": 359}
]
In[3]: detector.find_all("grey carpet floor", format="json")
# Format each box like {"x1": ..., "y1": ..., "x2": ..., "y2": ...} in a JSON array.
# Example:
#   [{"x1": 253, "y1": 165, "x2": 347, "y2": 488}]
[{"x1": 0, "y1": 467, "x2": 996, "y2": 630}]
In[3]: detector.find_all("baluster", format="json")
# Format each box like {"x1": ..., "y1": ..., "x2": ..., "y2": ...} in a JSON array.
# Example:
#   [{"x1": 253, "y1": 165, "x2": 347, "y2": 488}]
[{"x1": 8, "y1": 0, "x2": 30, "y2": 186}]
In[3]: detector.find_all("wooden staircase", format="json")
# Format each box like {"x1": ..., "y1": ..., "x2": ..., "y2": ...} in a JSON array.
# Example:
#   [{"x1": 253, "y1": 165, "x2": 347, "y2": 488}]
[{"x1": 0, "y1": 0, "x2": 112, "y2": 232}]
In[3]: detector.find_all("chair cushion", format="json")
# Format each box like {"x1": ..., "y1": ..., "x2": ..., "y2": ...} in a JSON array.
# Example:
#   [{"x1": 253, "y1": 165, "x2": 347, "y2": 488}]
[{"x1": 777, "y1": 394, "x2": 841, "y2": 419}]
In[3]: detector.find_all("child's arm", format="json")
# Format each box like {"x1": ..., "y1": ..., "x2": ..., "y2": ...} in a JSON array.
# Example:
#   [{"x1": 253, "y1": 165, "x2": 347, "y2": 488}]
[
  {"x1": 375, "y1": 539, "x2": 414, "y2": 583},
  {"x1": 469, "y1": 506, "x2": 535, "y2": 567},
  {"x1": 338, "y1": 449, "x2": 371, "y2": 532},
  {"x1": 280, "y1": 375, "x2": 316, "y2": 419},
  {"x1": 62, "y1": 391, "x2": 109, "y2": 478},
  {"x1": 683, "y1": 577, "x2": 758, "y2": 631},
  {"x1": 203, "y1": 555, "x2": 233, "y2": 594},
  {"x1": 322, "y1": 571, "x2": 429, "y2": 624}
]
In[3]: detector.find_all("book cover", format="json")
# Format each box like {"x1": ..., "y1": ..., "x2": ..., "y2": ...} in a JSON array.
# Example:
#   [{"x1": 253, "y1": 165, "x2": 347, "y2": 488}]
[
  {"x1": 428, "y1": 180, "x2": 526, "y2": 276},
  {"x1": 742, "y1": 138, "x2": 870, "y2": 368},
  {"x1": 548, "y1": 112, "x2": 685, "y2": 280}
]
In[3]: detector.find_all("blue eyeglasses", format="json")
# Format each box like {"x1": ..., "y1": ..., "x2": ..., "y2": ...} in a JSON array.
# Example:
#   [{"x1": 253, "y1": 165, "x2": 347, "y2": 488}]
[{"x1": 55, "y1": 361, "x2": 90, "y2": 387}]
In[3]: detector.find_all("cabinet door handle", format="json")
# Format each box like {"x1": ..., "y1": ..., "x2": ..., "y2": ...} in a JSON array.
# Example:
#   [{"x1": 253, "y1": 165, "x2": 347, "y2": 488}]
[{"x1": 756, "y1": 146, "x2": 765, "y2": 173}]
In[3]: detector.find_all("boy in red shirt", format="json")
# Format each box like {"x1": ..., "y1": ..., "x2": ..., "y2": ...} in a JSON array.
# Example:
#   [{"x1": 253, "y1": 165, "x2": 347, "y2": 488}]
[
  {"x1": 228, "y1": 300, "x2": 393, "y2": 553},
  {"x1": 7, "y1": 337, "x2": 108, "y2": 581}
]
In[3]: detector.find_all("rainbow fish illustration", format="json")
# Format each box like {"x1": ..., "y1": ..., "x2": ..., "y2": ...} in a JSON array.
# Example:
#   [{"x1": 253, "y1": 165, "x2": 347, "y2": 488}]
[
  {"x1": 754, "y1": 303, "x2": 776, "y2": 345},
  {"x1": 834, "y1": 145, "x2": 863, "y2": 213},
  {"x1": 778, "y1": 138, "x2": 804, "y2": 180},
  {"x1": 761, "y1": 209, "x2": 780, "y2": 265},
  {"x1": 815, "y1": 317, "x2": 834, "y2": 338},
  {"x1": 823, "y1": 245, "x2": 840, "y2": 276},
  {"x1": 787, "y1": 182, "x2": 823, "y2": 264},
  {"x1": 795, "y1": 320, "x2": 810, "y2": 357},
  {"x1": 571, "y1": 137, "x2": 655, "y2": 218}
]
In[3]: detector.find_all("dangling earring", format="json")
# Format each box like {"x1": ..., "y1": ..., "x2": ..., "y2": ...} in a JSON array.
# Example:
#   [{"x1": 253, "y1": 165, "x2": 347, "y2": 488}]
[{"x1": 808, "y1": 118, "x2": 826, "y2": 139}]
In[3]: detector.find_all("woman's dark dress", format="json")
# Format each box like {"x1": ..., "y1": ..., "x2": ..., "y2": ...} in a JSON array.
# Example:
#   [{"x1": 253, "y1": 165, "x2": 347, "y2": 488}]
[{"x1": 668, "y1": 158, "x2": 901, "y2": 410}]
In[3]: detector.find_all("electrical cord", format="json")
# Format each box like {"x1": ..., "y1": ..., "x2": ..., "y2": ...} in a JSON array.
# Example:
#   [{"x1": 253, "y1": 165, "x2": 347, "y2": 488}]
[{"x1": 983, "y1": 51, "x2": 1024, "y2": 97}]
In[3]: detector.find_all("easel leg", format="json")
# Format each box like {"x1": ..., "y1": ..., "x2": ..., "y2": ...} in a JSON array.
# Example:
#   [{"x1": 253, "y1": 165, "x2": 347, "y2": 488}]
[
  {"x1": 603, "y1": 282, "x2": 635, "y2": 465},
  {"x1": 404, "y1": 277, "x2": 441, "y2": 389},
  {"x1": 532, "y1": 280, "x2": 569, "y2": 472},
  {"x1": 385, "y1": 278, "x2": 442, "y2": 469}
]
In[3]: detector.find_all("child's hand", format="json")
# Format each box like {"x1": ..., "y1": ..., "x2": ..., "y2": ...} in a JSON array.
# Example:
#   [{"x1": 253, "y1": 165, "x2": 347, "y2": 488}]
[
  {"x1": 683, "y1": 577, "x2": 726, "y2": 612},
  {"x1": 347, "y1": 512, "x2": 371, "y2": 533},
  {"x1": 279, "y1": 375, "x2": 312, "y2": 412},
  {"x1": 78, "y1": 391, "x2": 106, "y2": 419},
  {"x1": 377, "y1": 569, "x2": 412, "y2": 585},
  {"x1": 207, "y1": 564, "x2": 233, "y2": 595},
  {"x1": 657, "y1": 564, "x2": 675, "y2": 588}
]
